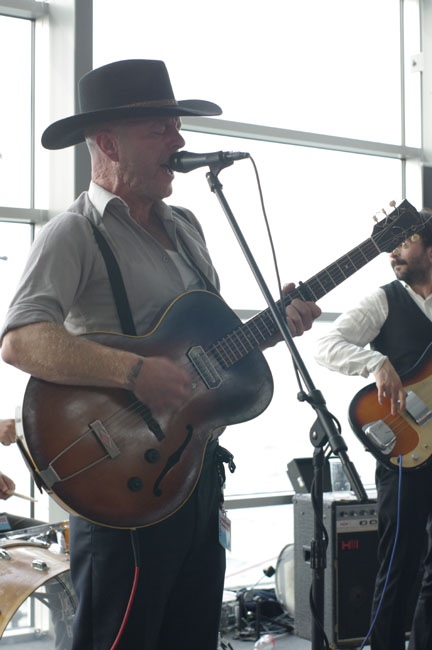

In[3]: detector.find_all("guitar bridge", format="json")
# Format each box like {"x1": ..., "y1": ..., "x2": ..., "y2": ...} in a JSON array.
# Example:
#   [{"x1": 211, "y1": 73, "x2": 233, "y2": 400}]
[
  {"x1": 405, "y1": 391, "x2": 432, "y2": 426},
  {"x1": 38, "y1": 420, "x2": 121, "y2": 489},
  {"x1": 89, "y1": 420, "x2": 121, "y2": 458},
  {"x1": 363, "y1": 420, "x2": 396, "y2": 454}
]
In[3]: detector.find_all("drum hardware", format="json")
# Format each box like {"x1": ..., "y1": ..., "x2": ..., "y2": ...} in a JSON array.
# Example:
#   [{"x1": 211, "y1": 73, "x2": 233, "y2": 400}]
[
  {"x1": 0, "y1": 525, "x2": 75, "y2": 645},
  {"x1": 28, "y1": 537, "x2": 51, "y2": 548},
  {"x1": 1, "y1": 538, "x2": 50, "y2": 549},
  {"x1": 0, "y1": 520, "x2": 69, "y2": 544},
  {"x1": 32, "y1": 559, "x2": 49, "y2": 572}
]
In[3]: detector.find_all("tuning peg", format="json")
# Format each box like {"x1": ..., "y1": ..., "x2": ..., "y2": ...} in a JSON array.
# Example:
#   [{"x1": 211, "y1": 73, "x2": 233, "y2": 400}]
[
  {"x1": 389, "y1": 200, "x2": 396, "y2": 207},
  {"x1": 373, "y1": 216, "x2": 378, "y2": 223}
]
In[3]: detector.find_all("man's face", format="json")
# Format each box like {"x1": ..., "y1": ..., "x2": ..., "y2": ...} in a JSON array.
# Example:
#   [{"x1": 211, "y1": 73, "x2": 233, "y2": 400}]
[
  {"x1": 110, "y1": 116, "x2": 186, "y2": 203},
  {"x1": 390, "y1": 234, "x2": 432, "y2": 285}
]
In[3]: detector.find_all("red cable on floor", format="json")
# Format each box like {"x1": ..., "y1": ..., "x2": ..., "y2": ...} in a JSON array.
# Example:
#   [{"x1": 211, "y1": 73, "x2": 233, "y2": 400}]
[
  {"x1": 110, "y1": 565, "x2": 140, "y2": 650},
  {"x1": 109, "y1": 529, "x2": 141, "y2": 650}
]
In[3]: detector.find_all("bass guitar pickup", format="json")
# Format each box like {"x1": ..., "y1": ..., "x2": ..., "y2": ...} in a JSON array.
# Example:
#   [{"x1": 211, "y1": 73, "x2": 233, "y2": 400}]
[
  {"x1": 405, "y1": 390, "x2": 432, "y2": 426},
  {"x1": 362, "y1": 420, "x2": 396, "y2": 454}
]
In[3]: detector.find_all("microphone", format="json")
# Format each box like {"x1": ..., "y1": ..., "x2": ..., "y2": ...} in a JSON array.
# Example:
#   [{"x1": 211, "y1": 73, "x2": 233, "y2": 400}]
[{"x1": 169, "y1": 150, "x2": 249, "y2": 173}]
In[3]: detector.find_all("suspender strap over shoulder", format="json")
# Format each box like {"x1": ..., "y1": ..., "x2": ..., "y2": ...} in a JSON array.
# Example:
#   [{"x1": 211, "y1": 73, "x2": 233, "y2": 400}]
[
  {"x1": 89, "y1": 222, "x2": 137, "y2": 336},
  {"x1": 89, "y1": 206, "x2": 217, "y2": 336}
]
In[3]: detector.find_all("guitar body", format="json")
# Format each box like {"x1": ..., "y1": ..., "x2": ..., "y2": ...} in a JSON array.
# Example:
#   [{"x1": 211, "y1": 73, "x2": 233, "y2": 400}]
[
  {"x1": 22, "y1": 291, "x2": 273, "y2": 528},
  {"x1": 349, "y1": 343, "x2": 432, "y2": 471}
]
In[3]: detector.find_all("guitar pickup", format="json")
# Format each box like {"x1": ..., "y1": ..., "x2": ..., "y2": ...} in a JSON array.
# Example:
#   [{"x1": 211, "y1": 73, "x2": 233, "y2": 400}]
[
  {"x1": 363, "y1": 420, "x2": 396, "y2": 454},
  {"x1": 405, "y1": 391, "x2": 432, "y2": 426},
  {"x1": 187, "y1": 346, "x2": 221, "y2": 389}
]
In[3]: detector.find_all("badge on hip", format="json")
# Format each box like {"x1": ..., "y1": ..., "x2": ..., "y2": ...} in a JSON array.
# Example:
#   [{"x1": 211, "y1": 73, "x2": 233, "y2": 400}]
[{"x1": 219, "y1": 508, "x2": 231, "y2": 551}]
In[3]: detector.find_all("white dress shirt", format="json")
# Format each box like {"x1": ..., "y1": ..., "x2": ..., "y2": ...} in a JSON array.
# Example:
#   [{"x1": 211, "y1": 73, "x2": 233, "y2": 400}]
[{"x1": 314, "y1": 281, "x2": 432, "y2": 378}]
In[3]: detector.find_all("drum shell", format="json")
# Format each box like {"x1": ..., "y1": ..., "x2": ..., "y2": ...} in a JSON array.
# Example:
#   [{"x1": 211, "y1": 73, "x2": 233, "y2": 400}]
[
  {"x1": 275, "y1": 543, "x2": 295, "y2": 617},
  {"x1": 0, "y1": 541, "x2": 71, "y2": 636}
]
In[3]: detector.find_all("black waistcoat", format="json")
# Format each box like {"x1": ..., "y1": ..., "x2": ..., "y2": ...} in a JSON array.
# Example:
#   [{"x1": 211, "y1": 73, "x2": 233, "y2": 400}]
[{"x1": 371, "y1": 280, "x2": 432, "y2": 375}]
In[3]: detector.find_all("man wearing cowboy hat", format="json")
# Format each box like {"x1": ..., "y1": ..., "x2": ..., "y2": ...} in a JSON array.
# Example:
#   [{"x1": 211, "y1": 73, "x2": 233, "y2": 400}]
[{"x1": 1, "y1": 59, "x2": 320, "y2": 649}]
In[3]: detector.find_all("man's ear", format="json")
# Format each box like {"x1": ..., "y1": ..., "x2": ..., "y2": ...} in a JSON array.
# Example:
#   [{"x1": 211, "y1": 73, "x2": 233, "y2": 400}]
[{"x1": 94, "y1": 130, "x2": 119, "y2": 162}]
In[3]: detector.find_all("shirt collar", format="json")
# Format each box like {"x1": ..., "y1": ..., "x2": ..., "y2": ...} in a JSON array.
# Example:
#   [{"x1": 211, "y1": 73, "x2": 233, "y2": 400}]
[
  {"x1": 400, "y1": 279, "x2": 432, "y2": 304},
  {"x1": 88, "y1": 181, "x2": 174, "y2": 222},
  {"x1": 88, "y1": 181, "x2": 129, "y2": 218}
]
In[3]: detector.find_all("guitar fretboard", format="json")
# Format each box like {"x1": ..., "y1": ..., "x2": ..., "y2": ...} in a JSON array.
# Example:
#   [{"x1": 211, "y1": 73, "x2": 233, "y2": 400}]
[{"x1": 211, "y1": 237, "x2": 381, "y2": 369}]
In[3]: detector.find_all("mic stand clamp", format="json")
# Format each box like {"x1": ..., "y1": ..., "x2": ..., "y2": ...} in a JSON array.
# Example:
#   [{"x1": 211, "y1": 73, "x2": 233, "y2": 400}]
[{"x1": 205, "y1": 164, "x2": 367, "y2": 650}]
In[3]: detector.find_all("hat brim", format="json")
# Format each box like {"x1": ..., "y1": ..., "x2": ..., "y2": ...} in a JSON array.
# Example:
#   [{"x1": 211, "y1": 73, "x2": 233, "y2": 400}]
[{"x1": 41, "y1": 99, "x2": 222, "y2": 150}]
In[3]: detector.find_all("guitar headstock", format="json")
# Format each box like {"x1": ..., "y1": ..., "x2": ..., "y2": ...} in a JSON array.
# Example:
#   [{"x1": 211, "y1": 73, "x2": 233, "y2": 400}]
[{"x1": 372, "y1": 199, "x2": 426, "y2": 253}]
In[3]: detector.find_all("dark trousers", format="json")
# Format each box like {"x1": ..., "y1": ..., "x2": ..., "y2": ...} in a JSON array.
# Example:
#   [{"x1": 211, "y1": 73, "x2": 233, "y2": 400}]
[
  {"x1": 370, "y1": 463, "x2": 432, "y2": 650},
  {"x1": 69, "y1": 443, "x2": 226, "y2": 650}
]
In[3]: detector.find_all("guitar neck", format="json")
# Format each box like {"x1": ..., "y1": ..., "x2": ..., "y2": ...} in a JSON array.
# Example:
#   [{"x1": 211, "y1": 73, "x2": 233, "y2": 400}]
[
  {"x1": 211, "y1": 235, "x2": 381, "y2": 369},
  {"x1": 283, "y1": 234, "x2": 381, "y2": 304}
]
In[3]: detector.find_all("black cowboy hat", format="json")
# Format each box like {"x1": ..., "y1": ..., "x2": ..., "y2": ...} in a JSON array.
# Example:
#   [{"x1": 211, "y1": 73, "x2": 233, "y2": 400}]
[{"x1": 42, "y1": 59, "x2": 222, "y2": 150}]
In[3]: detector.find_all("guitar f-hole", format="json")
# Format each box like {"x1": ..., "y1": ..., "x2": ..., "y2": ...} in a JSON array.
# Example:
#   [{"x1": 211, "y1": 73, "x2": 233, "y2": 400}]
[{"x1": 153, "y1": 425, "x2": 193, "y2": 497}]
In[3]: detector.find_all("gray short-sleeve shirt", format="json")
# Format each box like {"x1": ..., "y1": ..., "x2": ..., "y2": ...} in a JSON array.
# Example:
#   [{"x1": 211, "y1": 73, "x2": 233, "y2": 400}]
[{"x1": 1, "y1": 183, "x2": 220, "y2": 338}]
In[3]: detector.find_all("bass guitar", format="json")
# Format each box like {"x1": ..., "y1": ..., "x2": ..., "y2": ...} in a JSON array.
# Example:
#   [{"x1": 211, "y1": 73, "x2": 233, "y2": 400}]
[
  {"x1": 349, "y1": 343, "x2": 432, "y2": 471},
  {"x1": 21, "y1": 199, "x2": 423, "y2": 528}
]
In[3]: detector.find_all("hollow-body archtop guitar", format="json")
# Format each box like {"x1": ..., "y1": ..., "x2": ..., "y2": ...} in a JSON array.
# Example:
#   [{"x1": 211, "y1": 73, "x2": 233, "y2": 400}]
[{"x1": 21, "y1": 200, "x2": 423, "y2": 528}]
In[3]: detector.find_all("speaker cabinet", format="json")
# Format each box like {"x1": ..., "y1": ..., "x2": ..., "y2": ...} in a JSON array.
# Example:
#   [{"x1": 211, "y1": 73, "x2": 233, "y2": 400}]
[
  {"x1": 293, "y1": 492, "x2": 423, "y2": 648},
  {"x1": 294, "y1": 493, "x2": 379, "y2": 648}
]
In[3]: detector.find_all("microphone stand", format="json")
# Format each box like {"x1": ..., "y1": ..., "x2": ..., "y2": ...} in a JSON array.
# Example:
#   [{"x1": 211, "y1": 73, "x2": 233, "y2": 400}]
[{"x1": 204, "y1": 161, "x2": 367, "y2": 650}]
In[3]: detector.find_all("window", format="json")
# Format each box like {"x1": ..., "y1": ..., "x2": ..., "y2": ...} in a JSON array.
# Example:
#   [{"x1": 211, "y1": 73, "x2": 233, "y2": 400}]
[
  {"x1": 0, "y1": 222, "x2": 34, "y2": 519},
  {"x1": 170, "y1": 130, "x2": 404, "y2": 311},
  {"x1": 93, "y1": 0, "x2": 412, "y2": 144},
  {"x1": 0, "y1": 15, "x2": 33, "y2": 208},
  {"x1": 0, "y1": 5, "x2": 46, "y2": 524}
]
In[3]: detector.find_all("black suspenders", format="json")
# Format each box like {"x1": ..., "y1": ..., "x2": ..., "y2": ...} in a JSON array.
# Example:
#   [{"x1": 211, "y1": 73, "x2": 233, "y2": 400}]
[
  {"x1": 88, "y1": 207, "x2": 218, "y2": 336},
  {"x1": 88, "y1": 222, "x2": 137, "y2": 336}
]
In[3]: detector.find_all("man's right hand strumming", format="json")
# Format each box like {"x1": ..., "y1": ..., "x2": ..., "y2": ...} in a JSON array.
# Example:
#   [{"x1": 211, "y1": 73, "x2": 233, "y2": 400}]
[
  {"x1": 126, "y1": 356, "x2": 192, "y2": 414},
  {"x1": 375, "y1": 358, "x2": 407, "y2": 416}
]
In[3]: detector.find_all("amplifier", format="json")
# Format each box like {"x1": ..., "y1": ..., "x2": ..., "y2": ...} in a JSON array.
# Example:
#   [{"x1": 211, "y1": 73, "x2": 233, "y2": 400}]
[
  {"x1": 294, "y1": 492, "x2": 379, "y2": 648},
  {"x1": 293, "y1": 492, "x2": 421, "y2": 648}
]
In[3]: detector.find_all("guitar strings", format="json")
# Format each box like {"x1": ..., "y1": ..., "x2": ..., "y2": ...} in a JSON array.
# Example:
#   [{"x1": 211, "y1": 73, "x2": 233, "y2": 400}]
[
  {"x1": 206, "y1": 240, "x2": 380, "y2": 370},
  {"x1": 83, "y1": 356, "x2": 205, "y2": 442}
]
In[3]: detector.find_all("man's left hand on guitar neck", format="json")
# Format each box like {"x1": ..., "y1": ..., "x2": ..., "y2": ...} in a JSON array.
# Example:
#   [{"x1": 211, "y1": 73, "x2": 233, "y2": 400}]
[{"x1": 263, "y1": 282, "x2": 322, "y2": 349}]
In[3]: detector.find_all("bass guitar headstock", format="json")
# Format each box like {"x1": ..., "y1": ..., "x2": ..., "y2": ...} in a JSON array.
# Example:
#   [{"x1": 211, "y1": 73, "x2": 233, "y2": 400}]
[{"x1": 372, "y1": 199, "x2": 426, "y2": 253}]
